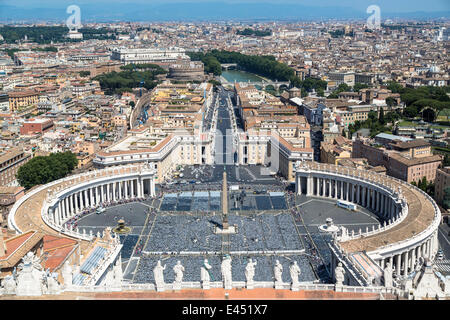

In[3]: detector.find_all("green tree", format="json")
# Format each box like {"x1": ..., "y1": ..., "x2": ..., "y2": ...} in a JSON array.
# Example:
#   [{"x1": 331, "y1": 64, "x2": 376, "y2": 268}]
[
  {"x1": 379, "y1": 106, "x2": 385, "y2": 125},
  {"x1": 386, "y1": 97, "x2": 397, "y2": 108},
  {"x1": 444, "y1": 154, "x2": 450, "y2": 167},
  {"x1": 387, "y1": 81, "x2": 404, "y2": 94},
  {"x1": 404, "y1": 105, "x2": 419, "y2": 118},
  {"x1": 368, "y1": 110, "x2": 378, "y2": 122},
  {"x1": 17, "y1": 151, "x2": 78, "y2": 189},
  {"x1": 385, "y1": 111, "x2": 401, "y2": 124},
  {"x1": 353, "y1": 83, "x2": 369, "y2": 92},
  {"x1": 93, "y1": 64, "x2": 166, "y2": 95}
]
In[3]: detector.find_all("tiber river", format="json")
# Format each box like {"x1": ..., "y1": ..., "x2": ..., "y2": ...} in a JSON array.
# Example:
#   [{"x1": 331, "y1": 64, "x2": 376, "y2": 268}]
[{"x1": 220, "y1": 70, "x2": 266, "y2": 89}]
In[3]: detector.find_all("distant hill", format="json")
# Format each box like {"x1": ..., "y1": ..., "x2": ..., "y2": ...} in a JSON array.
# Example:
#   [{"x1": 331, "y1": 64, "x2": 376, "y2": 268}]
[{"x1": 0, "y1": 2, "x2": 448, "y2": 22}]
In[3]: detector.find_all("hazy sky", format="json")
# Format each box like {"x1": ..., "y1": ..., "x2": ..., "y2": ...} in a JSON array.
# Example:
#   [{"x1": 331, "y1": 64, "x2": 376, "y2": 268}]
[{"x1": 2, "y1": 0, "x2": 449, "y2": 13}]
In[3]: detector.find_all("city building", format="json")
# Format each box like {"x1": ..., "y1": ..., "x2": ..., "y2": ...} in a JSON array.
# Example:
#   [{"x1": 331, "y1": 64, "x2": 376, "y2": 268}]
[
  {"x1": 168, "y1": 61, "x2": 205, "y2": 81},
  {"x1": 352, "y1": 137, "x2": 442, "y2": 183},
  {"x1": 8, "y1": 91, "x2": 39, "y2": 112},
  {"x1": 20, "y1": 119, "x2": 54, "y2": 135},
  {"x1": 435, "y1": 167, "x2": 450, "y2": 207},
  {"x1": 111, "y1": 47, "x2": 189, "y2": 68},
  {"x1": 0, "y1": 148, "x2": 31, "y2": 186},
  {"x1": 320, "y1": 136, "x2": 352, "y2": 165}
]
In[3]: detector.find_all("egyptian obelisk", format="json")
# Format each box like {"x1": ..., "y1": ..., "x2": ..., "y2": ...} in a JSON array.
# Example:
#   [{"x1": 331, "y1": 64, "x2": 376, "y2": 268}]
[{"x1": 222, "y1": 167, "x2": 229, "y2": 230}]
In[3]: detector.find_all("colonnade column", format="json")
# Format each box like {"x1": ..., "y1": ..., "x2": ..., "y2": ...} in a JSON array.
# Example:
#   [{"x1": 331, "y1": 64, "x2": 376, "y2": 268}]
[
  {"x1": 356, "y1": 185, "x2": 360, "y2": 205},
  {"x1": 53, "y1": 207, "x2": 59, "y2": 225},
  {"x1": 334, "y1": 180, "x2": 338, "y2": 199},
  {"x1": 380, "y1": 258, "x2": 385, "y2": 270},
  {"x1": 57, "y1": 200, "x2": 62, "y2": 225},
  {"x1": 371, "y1": 190, "x2": 375, "y2": 211},
  {"x1": 384, "y1": 196, "x2": 389, "y2": 218},
  {"x1": 138, "y1": 179, "x2": 143, "y2": 198},
  {"x1": 131, "y1": 179, "x2": 135, "y2": 198},
  {"x1": 90, "y1": 188, "x2": 94, "y2": 207},
  {"x1": 150, "y1": 177, "x2": 156, "y2": 197},
  {"x1": 83, "y1": 189, "x2": 87, "y2": 209},
  {"x1": 68, "y1": 195, "x2": 73, "y2": 216},
  {"x1": 363, "y1": 187, "x2": 367, "y2": 207},
  {"x1": 95, "y1": 186, "x2": 99, "y2": 205},
  {"x1": 346, "y1": 182, "x2": 350, "y2": 201},
  {"x1": 396, "y1": 254, "x2": 401, "y2": 276},
  {"x1": 403, "y1": 251, "x2": 409, "y2": 276},
  {"x1": 328, "y1": 179, "x2": 331, "y2": 197},
  {"x1": 375, "y1": 191, "x2": 381, "y2": 212},
  {"x1": 64, "y1": 198, "x2": 69, "y2": 220}
]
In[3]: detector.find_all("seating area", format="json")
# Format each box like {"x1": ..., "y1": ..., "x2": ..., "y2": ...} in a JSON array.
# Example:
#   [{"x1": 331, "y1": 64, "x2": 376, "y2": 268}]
[
  {"x1": 144, "y1": 213, "x2": 304, "y2": 253},
  {"x1": 120, "y1": 235, "x2": 140, "y2": 260},
  {"x1": 158, "y1": 190, "x2": 288, "y2": 213},
  {"x1": 133, "y1": 254, "x2": 316, "y2": 284}
]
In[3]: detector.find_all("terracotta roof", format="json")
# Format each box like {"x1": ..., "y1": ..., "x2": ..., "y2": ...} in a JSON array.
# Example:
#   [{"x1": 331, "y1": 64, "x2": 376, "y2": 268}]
[
  {"x1": 43, "y1": 245, "x2": 77, "y2": 271},
  {"x1": 97, "y1": 134, "x2": 173, "y2": 157},
  {"x1": 390, "y1": 139, "x2": 430, "y2": 149},
  {"x1": 0, "y1": 230, "x2": 44, "y2": 268},
  {"x1": 43, "y1": 234, "x2": 77, "y2": 252},
  {"x1": 0, "y1": 186, "x2": 24, "y2": 195},
  {"x1": 389, "y1": 153, "x2": 442, "y2": 166},
  {"x1": 0, "y1": 148, "x2": 23, "y2": 164}
]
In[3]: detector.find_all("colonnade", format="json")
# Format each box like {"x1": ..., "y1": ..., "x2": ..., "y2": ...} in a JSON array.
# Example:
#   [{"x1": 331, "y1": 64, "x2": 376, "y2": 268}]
[
  {"x1": 296, "y1": 175, "x2": 401, "y2": 221},
  {"x1": 50, "y1": 177, "x2": 155, "y2": 226},
  {"x1": 295, "y1": 166, "x2": 439, "y2": 279},
  {"x1": 379, "y1": 231, "x2": 439, "y2": 276}
]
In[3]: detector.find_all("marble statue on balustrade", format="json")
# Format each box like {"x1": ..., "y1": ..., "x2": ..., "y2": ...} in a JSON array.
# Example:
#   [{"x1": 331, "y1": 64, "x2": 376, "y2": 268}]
[
  {"x1": 62, "y1": 260, "x2": 73, "y2": 288},
  {"x1": 103, "y1": 265, "x2": 115, "y2": 287},
  {"x1": 103, "y1": 227, "x2": 113, "y2": 243},
  {"x1": 340, "y1": 226, "x2": 349, "y2": 240},
  {"x1": 173, "y1": 260, "x2": 185, "y2": 290},
  {"x1": 2, "y1": 273, "x2": 17, "y2": 295},
  {"x1": 45, "y1": 270, "x2": 61, "y2": 295},
  {"x1": 16, "y1": 252, "x2": 45, "y2": 296},
  {"x1": 153, "y1": 260, "x2": 166, "y2": 292},
  {"x1": 383, "y1": 262, "x2": 393, "y2": 288},
  {"x1": 290, "y1": 261, "x2": 301, "y2": 291},
  {"x1": 274, "y1": 260, "x2": 283, "y2": 289},
  {"x1": 112, "y1": 256, "x2": 123, "y2": 289},
  {"x1": 201, "y1": 259, "x2": 212, "y2": 289},
  {"x1": 221, "y1": 255, "x2": 233, "y2": 290},
  {"x1": 335, "y1": 262, "x2": 346, "y2": 286},
  {"x1": 411, "y1": 259, "x2": 446, "y2": 299},
  {"x1": 245, "y1": 258, "x2": 257, "y2": 289}
]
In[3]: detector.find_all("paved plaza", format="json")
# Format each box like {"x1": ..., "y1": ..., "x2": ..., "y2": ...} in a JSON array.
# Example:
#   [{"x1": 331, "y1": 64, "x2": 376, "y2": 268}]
[{"x1": 75, "y1": 187, "x2": 386, "y2": 285}]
